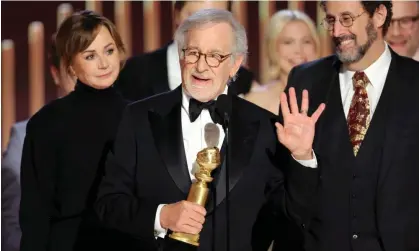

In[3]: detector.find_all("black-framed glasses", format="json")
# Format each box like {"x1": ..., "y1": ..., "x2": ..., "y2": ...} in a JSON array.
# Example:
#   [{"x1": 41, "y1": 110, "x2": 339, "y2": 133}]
[
  {"x1": 390, "y1": 15, "x2": 419, "y2": 30},
  {"x1": 182, "y1": 48, "x2": 232, "y2": 67},
  {"x1": 321, "y1": 11, "x2": 366, "y2": 31}
]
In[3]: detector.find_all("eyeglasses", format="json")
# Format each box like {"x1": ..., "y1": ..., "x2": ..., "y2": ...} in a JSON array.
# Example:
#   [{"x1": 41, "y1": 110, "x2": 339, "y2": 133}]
[
  {"x1": 390, "y1": 15, "x2": 419, "y2": 30},
  {"x1": 321, "y1": 12, "x2": 366, "y2": 31},
  {"x1": 182, "y1": 48, "x2": 232, "y2": 68}
]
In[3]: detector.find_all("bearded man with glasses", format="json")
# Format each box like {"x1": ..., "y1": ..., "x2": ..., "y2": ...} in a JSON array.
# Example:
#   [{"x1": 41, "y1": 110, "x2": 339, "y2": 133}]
[{"x1": 279, "y1": 1, "x2": 419, "y2": 251}]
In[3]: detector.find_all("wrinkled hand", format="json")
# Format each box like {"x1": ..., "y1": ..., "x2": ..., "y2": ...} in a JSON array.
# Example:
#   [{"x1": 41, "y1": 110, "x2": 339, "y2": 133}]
[
  {"x1": 275, "y1": 87, "x2": 325, "y2": 160},
  {"x1": 160, "y1": 200, "x2": 206, "y2": 235}
]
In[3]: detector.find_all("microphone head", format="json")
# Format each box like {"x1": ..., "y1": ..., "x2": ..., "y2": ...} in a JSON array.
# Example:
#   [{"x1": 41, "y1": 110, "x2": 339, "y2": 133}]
[
  {"x1": 204, "y1": 123, "x2": 220, "y2": 148},
  {"x1": 215, "y1": 94, "x2": 232, "y2": 123}
]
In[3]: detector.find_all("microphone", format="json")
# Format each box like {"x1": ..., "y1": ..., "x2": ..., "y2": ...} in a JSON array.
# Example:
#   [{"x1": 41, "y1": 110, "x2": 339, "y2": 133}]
[
  {"x1": 204, "y1": 123, "x2": 220, "y2": 148},
  {"x1": 215, "y1": 94, "x2": 232, "y2": 130},
  {"x1": 215, "y1": 94, "x2": 232, "y2": 251},
  {"x1": 204, "y1": 122, "x2": 220, "y2": 250}
]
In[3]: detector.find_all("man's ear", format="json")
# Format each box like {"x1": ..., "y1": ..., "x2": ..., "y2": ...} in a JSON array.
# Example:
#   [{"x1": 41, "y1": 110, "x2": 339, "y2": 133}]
[
  {"x1": 373, "y1": 4, "x2": 387, "y2": 31},
  {"x1": 229, "y1": 55, "x2": 244, "y2": 79}
]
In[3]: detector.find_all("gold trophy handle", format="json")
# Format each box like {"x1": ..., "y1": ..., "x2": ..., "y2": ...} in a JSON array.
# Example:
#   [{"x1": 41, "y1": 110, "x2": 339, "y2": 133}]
[{"x1": 187, "y1": 180, "x2": 212, "y2": 206}]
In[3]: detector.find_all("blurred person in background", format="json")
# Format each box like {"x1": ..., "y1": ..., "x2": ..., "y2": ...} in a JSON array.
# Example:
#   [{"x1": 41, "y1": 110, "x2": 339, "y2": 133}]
[
  {"x1": 115, "y1": 0, "x2": 256, "y2": 101},
  {"x1": 19, "y1": 10, "x2": 129, "y2": 251},
  {"x1": 1, "y1": 34, "x2": 76, "y2": 251},
  {"x1": 244, "y1": 10, "x2": 320, "y2": 115},
  {"x1": 385, "y1": 0, "x2": 419, "y2": 60}
]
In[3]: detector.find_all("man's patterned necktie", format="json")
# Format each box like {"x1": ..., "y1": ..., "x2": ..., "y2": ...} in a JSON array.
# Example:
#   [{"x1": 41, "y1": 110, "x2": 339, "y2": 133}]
[{"x1": 347, "y1": 71, "x2": 371, "y2": 156}]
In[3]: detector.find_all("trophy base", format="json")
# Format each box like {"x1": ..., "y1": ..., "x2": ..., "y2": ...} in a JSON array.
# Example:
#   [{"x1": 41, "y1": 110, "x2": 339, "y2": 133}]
[{"x1": 169, "y1": 232, "x2": 200, "y2": 246}]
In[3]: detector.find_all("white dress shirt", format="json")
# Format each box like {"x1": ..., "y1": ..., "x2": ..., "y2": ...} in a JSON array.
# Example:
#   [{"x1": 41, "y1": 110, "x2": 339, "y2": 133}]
[
  {"x1": 413, "y1": 47, "x2": 419, "y2": 62},
  {"x1": 339, "y1": 44, "x2": 392, "y2": 119},
  {"x1": 167, "y1": 42, "x2": 182, "y2": 91}
]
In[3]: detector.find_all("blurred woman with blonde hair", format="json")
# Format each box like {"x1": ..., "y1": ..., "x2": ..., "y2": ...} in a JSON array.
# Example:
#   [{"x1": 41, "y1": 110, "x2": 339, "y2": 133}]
[{"x1": 245, "y1": 9, "x2": 320, "y2": 115}]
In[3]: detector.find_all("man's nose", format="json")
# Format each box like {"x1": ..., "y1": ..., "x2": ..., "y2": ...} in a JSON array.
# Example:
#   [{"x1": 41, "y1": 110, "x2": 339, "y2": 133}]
[
  {"x1": 196, "y1": 55, "x2": 209, "y2": 72},
  {"x1": 389, "y1": 21, "x2": 401, "y2": 36},
  {"x1": 332, "y1": 21, "x2": 347, "y2": 38}
]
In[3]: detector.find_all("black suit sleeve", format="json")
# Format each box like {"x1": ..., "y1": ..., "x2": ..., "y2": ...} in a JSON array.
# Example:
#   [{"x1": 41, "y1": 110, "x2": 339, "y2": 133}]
[
  {"x1": 266, "y1": 144, "x2": 318, "y2": 227},
  {"x1": 95, "y1": 107, "x2": 160, "y2": 242},
  {"x1": 283, "y1": 149, "x2": 318, "y2": 225},
  {"x1": 20, "y1": 123, "x2": 57, "y2": 251},
  {"x1": 251, "y1": 112, "x2": 318, "y2": 250},
  {"x1": 273, "y1": 66, "x2": 320, "y2": 225}
]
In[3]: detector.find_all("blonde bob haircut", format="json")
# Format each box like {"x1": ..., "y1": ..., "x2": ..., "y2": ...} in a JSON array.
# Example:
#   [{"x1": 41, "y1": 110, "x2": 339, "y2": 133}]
[{"x1": 265, "y1": 9, "x2": 320, "y2": 82}]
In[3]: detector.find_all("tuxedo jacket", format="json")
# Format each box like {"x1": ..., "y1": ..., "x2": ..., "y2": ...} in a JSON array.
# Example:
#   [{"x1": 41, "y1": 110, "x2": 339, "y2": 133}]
[
  {"x1": 285, "y1": 50, "x2": 419, "y2": 251},
  {"x1": 115, "y1": 43, "x2": 254, "y2": 102},
  {"x1": 95, "y1": 86, "x2": 319, "y2": 251}
]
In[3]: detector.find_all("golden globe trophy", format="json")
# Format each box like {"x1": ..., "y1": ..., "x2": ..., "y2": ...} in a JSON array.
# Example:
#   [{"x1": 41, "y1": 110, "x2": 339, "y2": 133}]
[{"x1": 169, "y1": 146, "x2": 221, "y2": 246}]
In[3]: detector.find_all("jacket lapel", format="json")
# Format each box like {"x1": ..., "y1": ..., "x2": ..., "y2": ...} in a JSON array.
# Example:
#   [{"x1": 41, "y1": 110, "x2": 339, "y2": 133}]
[
  {"x1": 376, "y1": 52, "x2": 411, "y2": 187},
  {"x1": 313, "y1": 57, "x2": 354, "y2": 161},
  {"x1": 206, "y1": 96, "x2": 260, "y2": 213},
  {"x1": 228, "y1": 99, "x2": 260, "y2": 192},
  {"x1": 355, "y1": 50, "x2": 399, "y2": 161},
  {"x1": 149, "y1": 87, "x2": 191, "y2": 195}
]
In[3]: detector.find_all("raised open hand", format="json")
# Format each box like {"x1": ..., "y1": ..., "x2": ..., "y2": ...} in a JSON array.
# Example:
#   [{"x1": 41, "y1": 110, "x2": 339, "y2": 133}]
[{"x1": 275, "y1": 87, "x2": 325, "y2": 160}]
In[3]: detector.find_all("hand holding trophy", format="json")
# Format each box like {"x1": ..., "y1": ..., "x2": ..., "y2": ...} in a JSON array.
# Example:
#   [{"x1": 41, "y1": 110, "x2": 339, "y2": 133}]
[{"x1": 169, "y1": 123, "x2": 221, "y2": 246}]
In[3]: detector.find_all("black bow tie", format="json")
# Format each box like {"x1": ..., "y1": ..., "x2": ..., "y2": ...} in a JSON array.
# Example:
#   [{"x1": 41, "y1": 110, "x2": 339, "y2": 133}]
[{"x1": 189, "y1": 98, "x2": 221, "y2": 124}]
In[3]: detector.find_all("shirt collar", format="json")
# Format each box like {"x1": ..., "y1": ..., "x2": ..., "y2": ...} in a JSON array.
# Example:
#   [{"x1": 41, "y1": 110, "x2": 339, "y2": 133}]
[
  {"x1": 340, "y1": 43, "x2": 392, "y2": 88},
  {"x1": 167, "y1": 41, "x2": 182, "y2": 90},
  {"x1": 168, "y1": 41, "x2": 180, "y2": 61},
  {"x1": 413, "y1": 47, "x2": 419, "y2": 61}
]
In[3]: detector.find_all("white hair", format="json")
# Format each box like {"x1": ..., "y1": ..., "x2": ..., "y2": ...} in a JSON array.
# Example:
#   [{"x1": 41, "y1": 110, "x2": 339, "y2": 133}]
[{"x1": 174, "y1": 8, "x2": 248, "y2": 65}]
